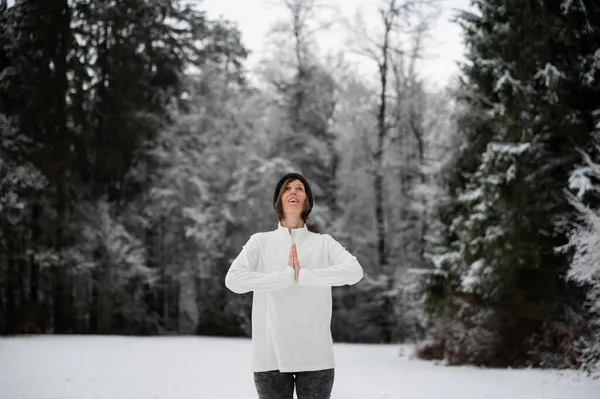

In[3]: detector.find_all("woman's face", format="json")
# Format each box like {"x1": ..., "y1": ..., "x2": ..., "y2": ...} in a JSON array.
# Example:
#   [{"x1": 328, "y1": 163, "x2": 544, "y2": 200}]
[{"x1": 281, "y1": 179, "x2": 307, "y2": 217}]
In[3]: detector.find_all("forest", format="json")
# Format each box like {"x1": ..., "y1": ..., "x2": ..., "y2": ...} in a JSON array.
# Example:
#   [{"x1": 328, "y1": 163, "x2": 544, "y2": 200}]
[{"x1": 0, "y1": 0, "x2": 598, "y2": 376}]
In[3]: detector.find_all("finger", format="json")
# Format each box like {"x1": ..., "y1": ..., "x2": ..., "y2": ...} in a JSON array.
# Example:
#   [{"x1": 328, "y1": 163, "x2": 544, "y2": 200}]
[
  {"x1": 289, "y1": 245, "x2": 295, "y2": 266},
  {"x1": 291, "y1": 244, "x2": 299, "y2": 280}
]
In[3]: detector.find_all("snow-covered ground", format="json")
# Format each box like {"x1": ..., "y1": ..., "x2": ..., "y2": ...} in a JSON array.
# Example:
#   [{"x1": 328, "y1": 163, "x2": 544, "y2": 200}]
[{"x1": 1, "y1": 335, "x2": 599, "y2": 399}]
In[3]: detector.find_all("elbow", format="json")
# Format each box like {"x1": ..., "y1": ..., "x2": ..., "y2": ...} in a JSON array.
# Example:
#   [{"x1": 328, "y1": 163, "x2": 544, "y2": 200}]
[
  {"x1": 225, "y1": 271, "x2": 248, "y2": 294},
  {"x1": 348, "y1": 261, "x2": 364, "y2": 285}
]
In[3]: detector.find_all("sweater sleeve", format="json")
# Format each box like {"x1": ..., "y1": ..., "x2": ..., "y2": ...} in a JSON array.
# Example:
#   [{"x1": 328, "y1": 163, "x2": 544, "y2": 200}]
[
  {"x1": 225, "y1": 235, "x2": 295, "y2": 294},
  {"x1": 298, "y1": 234, "x2": 363, "y2": 287}
]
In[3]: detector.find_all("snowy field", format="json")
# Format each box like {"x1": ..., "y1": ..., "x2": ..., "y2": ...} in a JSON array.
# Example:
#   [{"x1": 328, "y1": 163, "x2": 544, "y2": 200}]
[{"x1": 1, "y1": 335, "x2": 599, "y2": 399}]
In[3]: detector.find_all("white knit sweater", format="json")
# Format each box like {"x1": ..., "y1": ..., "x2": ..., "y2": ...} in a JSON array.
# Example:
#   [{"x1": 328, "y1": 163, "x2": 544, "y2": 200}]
[{"x1": 225, "y1": 223, "x2": 363, "y2": 372}]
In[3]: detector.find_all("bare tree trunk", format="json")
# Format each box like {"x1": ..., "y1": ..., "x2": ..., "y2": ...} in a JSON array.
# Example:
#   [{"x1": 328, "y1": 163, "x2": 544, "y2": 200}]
[
  {"x1": 90, "y1": 265, "x2": 99, "y2": 333},
  {"x1": 290, "y1": 0, "x2": 306, "y2": 129},
  {"x1": 174, "y1": 281, "x2": 180, "y2": 333},
  {"x1": 98, "y1": 258, "x2": 113, "y2": 333},
  {"x1": 52, "y1": 0, "x2": 72, "y2": 334},
  {"x1": 409, "y1": 105, "x2": 427, "y2": 262},
  {"x1": 53, "y1": 183, "x2": 68, "y2": 333},
  {"x1": 6, "y1": 242, "x2": 16, "y2": 333},
  {"x1": 29, "y1": 200, "x2": 40, "y2": 306},
  {"x1": 373, "y1": 0, "x2": 397, "y2": 273},
  {"x1": 26, "y1": 200, "x2": 42, "y2": 333}
]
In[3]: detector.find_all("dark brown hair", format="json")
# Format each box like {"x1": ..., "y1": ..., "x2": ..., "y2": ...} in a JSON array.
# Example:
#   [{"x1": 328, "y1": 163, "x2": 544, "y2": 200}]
[{"x1": 274, "y1": 178, "x2": 310, "y2": 222}]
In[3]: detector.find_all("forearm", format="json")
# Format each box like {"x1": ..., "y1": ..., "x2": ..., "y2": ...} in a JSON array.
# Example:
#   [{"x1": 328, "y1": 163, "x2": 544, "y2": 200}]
[
  {"x1": 225, "y1": 266, "x2": 295, "y2": 294},
  {"x1": 297, "y1": 260, "x2": 363, "y2": 287}
]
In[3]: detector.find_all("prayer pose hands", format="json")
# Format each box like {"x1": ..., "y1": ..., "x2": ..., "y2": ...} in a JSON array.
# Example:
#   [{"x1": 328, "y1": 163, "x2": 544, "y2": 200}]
[{"x1": 288, "y1": 244, "x2": 300, "y2": 281}]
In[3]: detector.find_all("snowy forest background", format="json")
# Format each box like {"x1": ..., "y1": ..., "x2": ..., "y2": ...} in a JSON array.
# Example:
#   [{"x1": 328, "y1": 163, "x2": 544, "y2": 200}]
[{"x1": 0, "y1": 0, "x2": 599, "y2": 377}]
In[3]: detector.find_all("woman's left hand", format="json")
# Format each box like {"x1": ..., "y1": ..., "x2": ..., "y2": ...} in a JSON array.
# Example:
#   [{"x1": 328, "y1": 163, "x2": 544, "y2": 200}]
[{"x1": 293, "y1": 244, "x2": 301, "y2": 281}]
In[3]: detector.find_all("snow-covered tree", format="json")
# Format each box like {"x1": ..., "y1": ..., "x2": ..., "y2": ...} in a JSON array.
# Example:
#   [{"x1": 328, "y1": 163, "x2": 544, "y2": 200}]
[
  {"x1": 0, "y1": 0, "x2": 249, "y2": 334},
  {"x1": 341, "y1": 0, "x2": 442, "y2": 342},
  {"x1": 345, "y1": 0, "x2": 438, "y2": 275},
  {"x1": 0, "y1": 114, "x2": 50, "y2": 333},
  {"x1": 561, "y1": 131, "x2": 600, "y2": 376},
  {"x1": 139, "y1": 57, "x2": 296, "y2": 334},
  {"x1": 67, "y1": 199, "x2": 155, "y2": 333},
  {"x1": 421, "y1": 0, "x2": 600, "y2": 367},
  {"x1": 259, "y1": 0, "x2": 341, "y2": 231}
]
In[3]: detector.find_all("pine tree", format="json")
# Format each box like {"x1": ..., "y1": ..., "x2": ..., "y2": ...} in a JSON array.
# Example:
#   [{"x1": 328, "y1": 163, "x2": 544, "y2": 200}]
[
  {"x1": 0, "y1": 0, "x2": 76, "y2": 333},
  {"x1": 0, "y1": 0, "x2": 249, "y2": 334},
  {"x1": 563, "y1": 147, "x2": 600, "y2": 376},
  {"x1": 0, "y1": 114, "x2": 49, "y2": 333},
  {"x1": 422, "y1": 0, "x2": 600, "y2": 367}
]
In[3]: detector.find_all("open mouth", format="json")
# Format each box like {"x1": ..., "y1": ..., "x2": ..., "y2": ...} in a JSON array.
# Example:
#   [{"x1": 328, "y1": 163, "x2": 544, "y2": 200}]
[{"x1": 288, "y1": 198, "x2": 299, "y2": 203}]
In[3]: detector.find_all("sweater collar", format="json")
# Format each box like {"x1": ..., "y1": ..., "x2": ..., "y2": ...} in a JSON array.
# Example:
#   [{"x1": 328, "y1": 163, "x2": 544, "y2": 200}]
[{"x1": 277, "y1": 222, "x2": 310, "y2": 240}]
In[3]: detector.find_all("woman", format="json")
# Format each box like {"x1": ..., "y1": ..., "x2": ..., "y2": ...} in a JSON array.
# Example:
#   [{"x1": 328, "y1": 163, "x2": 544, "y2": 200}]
[{"x1": 225, "y1": 172, "x2": 364, "y2": 399}]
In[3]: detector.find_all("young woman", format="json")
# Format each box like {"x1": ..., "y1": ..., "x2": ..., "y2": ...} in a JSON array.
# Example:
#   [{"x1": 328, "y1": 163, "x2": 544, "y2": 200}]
[{"x1": 225, "y1": 172, "x2": 364, "y2": 399}]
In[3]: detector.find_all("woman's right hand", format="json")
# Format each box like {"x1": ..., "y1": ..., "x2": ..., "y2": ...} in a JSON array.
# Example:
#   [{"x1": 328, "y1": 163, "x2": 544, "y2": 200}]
[{"x1": 288, "y1": 244, "x2": 299, "y2": 280}]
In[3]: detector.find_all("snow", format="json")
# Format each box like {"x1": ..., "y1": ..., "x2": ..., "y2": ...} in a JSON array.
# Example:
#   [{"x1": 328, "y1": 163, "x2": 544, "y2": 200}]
[
  {"x1": 1, "y1": 336, "x2": 599, "y2": 399},
  {"x1": 461, "y1": 258, "x2": 486, "y2": 292},
  {"x1": 493, "y1": 70, "x2": 521, "y2": 93},
  {"x1": 534, "y1": 63, "x2": 564, "y2": 88}
]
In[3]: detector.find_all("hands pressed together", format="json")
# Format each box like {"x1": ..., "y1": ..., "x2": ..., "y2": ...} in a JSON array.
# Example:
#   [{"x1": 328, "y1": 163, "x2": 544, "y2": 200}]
[{"x1": 288, "y1": 243, "x2": 300, "y2": 281}]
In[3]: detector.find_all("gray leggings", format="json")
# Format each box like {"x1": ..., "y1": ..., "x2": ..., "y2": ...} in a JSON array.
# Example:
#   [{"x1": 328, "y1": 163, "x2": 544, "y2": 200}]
[{"x1": 253, "y1": 368, "x2": 335, "y2": 399}]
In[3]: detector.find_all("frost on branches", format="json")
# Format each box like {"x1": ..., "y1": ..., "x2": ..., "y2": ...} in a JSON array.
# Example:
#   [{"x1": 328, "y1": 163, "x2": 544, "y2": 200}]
[
  {"x1": 452, "y1": 140, "x2": 530, "y2": 297},
  {"x1": 562, "y1": 139, "x2": 600, "y2": 377},
  {"x1": 421, "y1": 135, "x2": 532, "y2": 365}
]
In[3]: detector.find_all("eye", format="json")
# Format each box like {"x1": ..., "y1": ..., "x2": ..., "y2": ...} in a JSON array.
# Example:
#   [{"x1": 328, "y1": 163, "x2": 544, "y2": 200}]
[{"x1": 297, "y1": 187, "x2": 304, "y2": 191}]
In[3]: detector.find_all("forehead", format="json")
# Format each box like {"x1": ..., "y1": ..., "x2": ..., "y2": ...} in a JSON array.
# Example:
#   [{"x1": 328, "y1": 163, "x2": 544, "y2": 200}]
[{"x1": 286, "y1": 179, "x2": 305, "y2": 188}]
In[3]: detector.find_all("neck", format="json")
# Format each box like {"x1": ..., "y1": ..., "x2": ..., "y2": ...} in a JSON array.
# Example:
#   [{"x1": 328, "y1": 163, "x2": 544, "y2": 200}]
[{"x1": 281, "y1": 216, "x2": 304, "y2": 231}]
